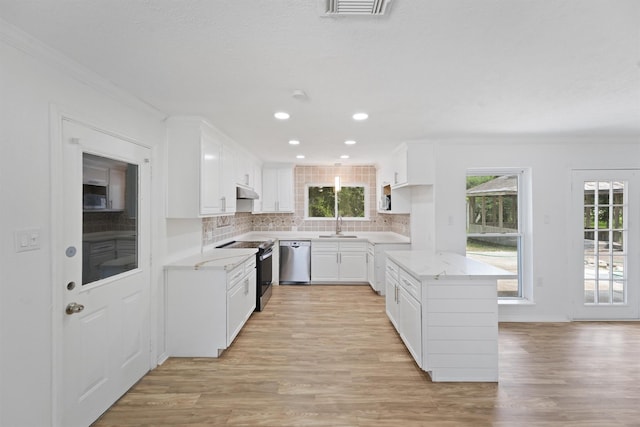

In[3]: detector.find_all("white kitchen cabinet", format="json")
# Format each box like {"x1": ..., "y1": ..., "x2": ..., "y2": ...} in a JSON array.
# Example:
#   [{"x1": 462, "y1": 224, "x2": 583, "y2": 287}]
[
  {"x1": 311, "y1": 241, "x2": 367, "y2": 283},
  {"x1": 83, "y1": 155, "x2": 127, "y2": 211},
  {"x1": 83, "y1": 163, "x2": 108, "y2": 186},
  {"x1": 385, "y1": 259, "x2": 422, "y2": 367},
  {"x1": 261, "y1": 164, "x2": 294, "y2": 213},
  {"x1": 166, "y1": 116, "x2": 236, "y2": 218},
  {"x1": 376, "y1": 167, "x2": 411, "y2": 214},
  {"x1": 391, "y1": 142, "x2": 435, "y2": 189},
  {"x1": 227, "y1": 268, "x2": 256, "y2": 346},
  {"x1": 166, "y1": 254, "x2": 256, "y2": 357},
  {"x1": 367, "y1": 243, "x2": 375, "y2": 287},
  {"x1": 369, "y1": 243, "x2": 410, "y2": 294},
  {"x1": 385, "y1": 269, "x2": 399, "y2": 330},
  {"x1": 236, "y1": 155, "x2": 257, "y2": 189},
  {"x1": 385, "y1": 251, "x2": 509, "y2": 382},
  {"x1": 108, "y1": 167, "x2": 126, "y2": 210},
  {"x1": 221, "y1": 144, "x2": 236, "y2": 214}
]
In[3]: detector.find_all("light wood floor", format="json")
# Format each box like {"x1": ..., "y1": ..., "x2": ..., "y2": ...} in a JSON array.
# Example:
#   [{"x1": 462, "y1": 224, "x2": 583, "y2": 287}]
[{"x1": 93, "y1": 285, "x2": 640, "y2": 427}]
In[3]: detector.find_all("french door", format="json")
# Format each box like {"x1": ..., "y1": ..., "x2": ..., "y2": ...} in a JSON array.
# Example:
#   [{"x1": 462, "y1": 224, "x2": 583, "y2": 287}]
[{"x1": 571, "y1": 170, "x2": 640, "y2": 319}]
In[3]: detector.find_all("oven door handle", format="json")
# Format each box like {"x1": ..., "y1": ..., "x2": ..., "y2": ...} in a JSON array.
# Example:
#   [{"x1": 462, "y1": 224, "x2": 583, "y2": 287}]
[{"x1": 259, "y1": 250, "x2": 273, "y2": 261}]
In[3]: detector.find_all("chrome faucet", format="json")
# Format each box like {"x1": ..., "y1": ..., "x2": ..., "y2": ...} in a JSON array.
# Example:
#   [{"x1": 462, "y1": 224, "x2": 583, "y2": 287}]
[{"x1": 335, "y1": 215, "x2": 343, "y2": 235}]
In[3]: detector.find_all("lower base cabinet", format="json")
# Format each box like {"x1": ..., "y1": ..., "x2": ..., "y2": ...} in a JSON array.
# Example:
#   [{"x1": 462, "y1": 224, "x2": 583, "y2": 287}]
[
  {"x1": 369, "y1": 243, "x2": 410, "y2": 294},
  {"x1": 166, "y1": 255, "x2": 256, "y2": 357},
  {"x1": 385, "y1": 255, "x2": 499, "y2": 382},
  {"x1": 311, "y1": 241, "x2": 367, "y2": 282}
]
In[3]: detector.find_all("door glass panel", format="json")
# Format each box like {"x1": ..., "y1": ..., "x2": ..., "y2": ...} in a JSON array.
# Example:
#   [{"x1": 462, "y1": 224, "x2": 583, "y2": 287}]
[
  {"x1": 82, "y1": 153, "x2": 138, "y2": 285},
  {"x1": 583, "y1": 180, "x2": 627, "y2": 304}
]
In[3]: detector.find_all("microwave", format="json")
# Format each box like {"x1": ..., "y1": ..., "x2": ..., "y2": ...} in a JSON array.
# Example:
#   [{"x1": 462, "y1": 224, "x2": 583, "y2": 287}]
[
  {"x1": 380, "y1": 195, "x2": 391, "y2": 211},
  {"x1": 83, "y1": 193, "x2": 107, "y2": 209}
]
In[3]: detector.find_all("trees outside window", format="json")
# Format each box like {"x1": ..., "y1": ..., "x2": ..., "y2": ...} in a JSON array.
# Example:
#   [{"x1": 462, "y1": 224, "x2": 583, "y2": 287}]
[{"x1": 307, "y1": 185, "x2": 366, "y2": 219}]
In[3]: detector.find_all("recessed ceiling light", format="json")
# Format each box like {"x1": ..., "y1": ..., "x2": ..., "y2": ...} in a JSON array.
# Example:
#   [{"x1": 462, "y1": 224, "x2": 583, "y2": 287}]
[
  {"x1": 289, "y1": 140, "x2": 300, "y2": 145},
  {"x1": 274, "y1": 111, "x2": 290, "y2": 120},
  {"x1": 340, "y1": 155, "x2": 350, "y2": 159},
  {"x1": 344, "y1": 140, "x2": 356, "y2": 145},
  {"x1": 352, "y1": 112, "x2": 368, "y2": 121},
  {"x1": 296, "y1": 155, "x2": 305, "y2": 159}
]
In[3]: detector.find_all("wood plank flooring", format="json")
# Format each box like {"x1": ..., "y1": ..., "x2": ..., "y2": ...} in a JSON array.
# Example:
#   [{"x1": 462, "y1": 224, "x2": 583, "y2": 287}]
[{"x1": 93, "y1": 285, "x2": 640, "y2": 427}]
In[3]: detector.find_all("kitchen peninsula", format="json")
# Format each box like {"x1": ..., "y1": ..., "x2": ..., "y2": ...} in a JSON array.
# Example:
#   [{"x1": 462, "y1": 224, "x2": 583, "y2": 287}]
[{"x1": 385, "y1": 250, "x2": 514, "y2": 382}]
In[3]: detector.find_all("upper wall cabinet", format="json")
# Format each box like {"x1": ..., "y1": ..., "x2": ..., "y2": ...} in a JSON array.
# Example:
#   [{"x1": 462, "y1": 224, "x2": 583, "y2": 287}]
[
  {"x1": 261, "y1": 164, "x2": 294, "y2": 213},
  {"x1": 391, "y1": 142, "x2": 434, "y2": 189},
  {"x1": 236, "y1": 155, "x2": 258, "y2": 189},
  {"x1": 166, "y1": 117, "x2": 236, "y2": 218}
]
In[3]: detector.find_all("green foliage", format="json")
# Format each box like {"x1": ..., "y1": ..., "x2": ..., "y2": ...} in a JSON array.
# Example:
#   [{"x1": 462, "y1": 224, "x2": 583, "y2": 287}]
[
  {"x1": 308, "y1": 186, "x2": 335, "y2": 217},
  {"x1": 308, "y1": 185, "x2": 365, "y2": 218},
  {"x1": 338, "y1": 187, "x2": 365, "y2": 217}
]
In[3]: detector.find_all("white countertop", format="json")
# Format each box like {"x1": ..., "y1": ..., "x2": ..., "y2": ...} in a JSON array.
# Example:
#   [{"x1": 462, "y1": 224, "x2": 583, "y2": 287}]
[
  {"x1": 223, "y1": 231, "x2": 410, "y2": 245},
  {"x1": 386, "y1": 250, "x2": 516, "y2": 280},
  {"x1": 164, "y1": 248, "x2": 257, "y2": 271}
]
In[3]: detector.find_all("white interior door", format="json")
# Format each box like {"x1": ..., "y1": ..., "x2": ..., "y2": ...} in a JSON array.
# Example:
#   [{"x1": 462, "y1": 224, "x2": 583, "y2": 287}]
[
  {"x1": 61, "y1": 119, "x2": 151, "y2": 426},
  {"x1": 571, "y1": 170, "x2": 640, "y2": 319}
]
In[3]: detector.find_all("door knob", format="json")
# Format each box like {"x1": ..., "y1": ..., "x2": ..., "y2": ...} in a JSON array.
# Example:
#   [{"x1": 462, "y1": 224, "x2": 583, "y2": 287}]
[{"x1": 65, "y1": 302, "x2": 85, "y2": 315}]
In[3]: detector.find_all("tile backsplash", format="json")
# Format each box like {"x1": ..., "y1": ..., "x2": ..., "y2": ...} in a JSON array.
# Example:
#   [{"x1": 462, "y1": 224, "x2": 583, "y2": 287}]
[{"x1": 202, "y1": 165, "x2": 410, "y2": 246}]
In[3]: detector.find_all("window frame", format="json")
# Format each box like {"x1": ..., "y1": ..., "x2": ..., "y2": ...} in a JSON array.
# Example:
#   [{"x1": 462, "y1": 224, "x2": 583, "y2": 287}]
[
  {"x1": 304, "y1": 182, "x2": 369, "y2": 220},
  {"x1": 466, "y1": 168, "x2": 531, "y2": 301}
]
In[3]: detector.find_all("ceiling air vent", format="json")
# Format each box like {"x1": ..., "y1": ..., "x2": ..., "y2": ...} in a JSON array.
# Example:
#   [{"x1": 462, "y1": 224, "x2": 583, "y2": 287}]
[{"x1": 321, "y1": 0, "x2": 393, "y2": 16}]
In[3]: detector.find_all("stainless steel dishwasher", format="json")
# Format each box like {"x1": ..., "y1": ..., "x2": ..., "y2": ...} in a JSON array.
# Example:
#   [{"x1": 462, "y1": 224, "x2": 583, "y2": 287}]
[{"x1": 279, "y1": 240, "x2": 311, "y2": 284}]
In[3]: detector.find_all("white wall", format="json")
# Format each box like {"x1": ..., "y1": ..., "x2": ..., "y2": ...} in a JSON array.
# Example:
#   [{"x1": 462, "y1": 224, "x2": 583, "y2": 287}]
[
  {"x1": 432, "y1": 138, "x2": 640, "y2": 321},
  {"x1": 0, "y1": 23, "x2": 167, "y2": 426}
]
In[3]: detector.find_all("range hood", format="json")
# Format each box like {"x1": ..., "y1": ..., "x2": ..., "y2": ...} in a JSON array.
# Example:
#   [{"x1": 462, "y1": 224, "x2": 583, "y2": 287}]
[{"x1": 236, "y1": 186, "x2": 259, "y2": 200}]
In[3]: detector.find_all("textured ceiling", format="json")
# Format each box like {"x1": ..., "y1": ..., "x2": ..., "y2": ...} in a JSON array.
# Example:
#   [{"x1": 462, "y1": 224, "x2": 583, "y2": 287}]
[{"x1": 1, "y1": 0, "x2": 639, "y2": 164}]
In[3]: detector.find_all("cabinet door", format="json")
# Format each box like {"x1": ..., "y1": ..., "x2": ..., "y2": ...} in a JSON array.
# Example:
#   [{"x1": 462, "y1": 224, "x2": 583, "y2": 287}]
[
  {"x1": 385, "y1": 274, "x2": 399, "y2": 330},
  {"x1": 227, "y1": 280, "x2": 246, "y2": 346},
  {"x1": 83, "y1": 164, "x2": 108, "y2": 186},
  {"x1": 261, "y1": 168, "x2": 277, "y2": 212},
  {"x1": 200, "y1": 133, "x2": 223, "y2": 214},
  {"x1": 311, "y1": 252, "x2": 339, "y2": 281},
  {"x1": 399, "y1": 287, "x2": 422, "y2": 366},
  {"x1": 339, "y1": 251, "x2": 367, "y2": 281},
  {"x1": 276, "y1": 167, "x2": 294, "y2": 212},
  {"x1": 367, "y1": 251, "x2": 375, "y2": 288},
  {"x1": 108, "y1": 168, "x2": 126, "y2": 210},
  {"x1": 392, "y1": 144, "x2": 408, "y2": 185},
  {"x1": 221, "y1": 144, "x2": 236, "y2": 213}
]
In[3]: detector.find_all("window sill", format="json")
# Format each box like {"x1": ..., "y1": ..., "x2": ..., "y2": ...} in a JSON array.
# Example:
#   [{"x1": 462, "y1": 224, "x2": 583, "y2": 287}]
[{"x1": 498, "y1": 298, "x2": 535, "y2": 306}]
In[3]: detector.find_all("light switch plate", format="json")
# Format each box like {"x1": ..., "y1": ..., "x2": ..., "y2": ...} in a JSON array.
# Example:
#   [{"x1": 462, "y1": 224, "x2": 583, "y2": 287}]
[{"x1": 15, "y1": 227, "x2": 41, "y2": 253}]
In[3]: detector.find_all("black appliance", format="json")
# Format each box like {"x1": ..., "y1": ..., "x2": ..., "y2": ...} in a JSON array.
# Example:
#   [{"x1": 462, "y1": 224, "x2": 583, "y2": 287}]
[{"x1": 216, "y1": 240, "x2": 274, "y2": 311}]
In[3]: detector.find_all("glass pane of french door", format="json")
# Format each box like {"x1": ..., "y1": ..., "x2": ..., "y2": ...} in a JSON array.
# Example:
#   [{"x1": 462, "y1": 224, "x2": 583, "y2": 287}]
[
  {"x1": 583, "y1": 181, "x2": 626, "y2": 305},
  {"x1": 572, "y1": 170, "x2": 639, "y2": 319}
]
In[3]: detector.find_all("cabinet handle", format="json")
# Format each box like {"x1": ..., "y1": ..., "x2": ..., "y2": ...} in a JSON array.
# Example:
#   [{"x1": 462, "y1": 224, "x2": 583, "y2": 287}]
[{"x1": 394, "y1": 172, "x2": 398, "y2": 184}]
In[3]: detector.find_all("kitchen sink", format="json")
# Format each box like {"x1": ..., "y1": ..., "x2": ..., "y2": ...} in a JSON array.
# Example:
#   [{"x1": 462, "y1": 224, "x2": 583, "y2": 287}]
[{"x1": 319, "y1": 234, "x2": 358, "y2": 238}]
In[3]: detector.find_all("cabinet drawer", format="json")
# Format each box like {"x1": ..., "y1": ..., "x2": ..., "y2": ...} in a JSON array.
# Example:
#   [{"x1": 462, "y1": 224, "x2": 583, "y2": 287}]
[
  {"x1": 399, "y1": 268, "x2": 421, "y2": 300},
  {"x1": 244, "y1": 256, "x2": 256, "y2": 273},
  {"x1": 386, "y1": 260, "x2": 399, "y2": 278},
  {"x1": 227, "y1": 264, "x2": 245, "y2": 289},
  {"x1": 312, "y1": 241, "x2": 339, "y2": 252},
  {"x1": 339, "y1": 241, "x2": 367, "y2": 252}
]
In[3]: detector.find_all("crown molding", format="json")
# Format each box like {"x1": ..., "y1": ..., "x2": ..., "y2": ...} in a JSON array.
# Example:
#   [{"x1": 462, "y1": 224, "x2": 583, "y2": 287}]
[{"x1": 0, "y1": 17, "x2": 167, "y2": 120}]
